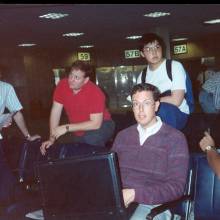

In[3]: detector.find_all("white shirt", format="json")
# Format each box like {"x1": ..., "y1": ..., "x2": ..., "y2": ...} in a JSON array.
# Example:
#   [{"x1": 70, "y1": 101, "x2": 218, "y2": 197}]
[
  {"x1": 137, "y1": 59, "x2": 189, "y2": 114},
  {"x1": 137, "y1": 116, "x2": 162, "y2": 146},
  {"x1": 197, "y1": 69, "x2": 216, "y2": 85},
  {"x1": 202, "y1": 73, "x2": 220, "y2": 109},
  {"x1": 0, "y1": 81, "x2": 22, "y2": 139}
]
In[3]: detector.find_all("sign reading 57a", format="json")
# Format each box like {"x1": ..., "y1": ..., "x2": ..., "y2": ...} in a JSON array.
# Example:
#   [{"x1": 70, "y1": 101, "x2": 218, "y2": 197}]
[{"x1": 173, "y1": 44, "x2": 187, "y2": 55}]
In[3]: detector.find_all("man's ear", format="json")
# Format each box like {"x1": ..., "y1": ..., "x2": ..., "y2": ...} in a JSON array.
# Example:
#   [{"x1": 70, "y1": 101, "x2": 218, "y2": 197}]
[
  {"x1": 84, "y1": 77, "x2": 89, "y2": 84},
  {"x1": 155, "y1": 100, "x2": 160, "y2": 112}
]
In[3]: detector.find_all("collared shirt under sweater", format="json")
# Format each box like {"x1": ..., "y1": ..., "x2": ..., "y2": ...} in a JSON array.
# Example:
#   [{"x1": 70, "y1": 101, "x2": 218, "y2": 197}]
[{"x1": 112, "y1": 122, "x2": 189, "y2": 205}]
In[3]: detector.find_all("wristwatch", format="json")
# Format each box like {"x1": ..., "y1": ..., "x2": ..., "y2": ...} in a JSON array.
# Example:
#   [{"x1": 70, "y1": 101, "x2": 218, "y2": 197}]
[
  {"x1": 205, "y1": 145, "x2": 217, "y2": 153},
  {"x1": 65, "y1": 125, "x2": 69, "y2": 133},
  {"x1": 25, "y1": 134, "x2": 31, "y2": 140}
]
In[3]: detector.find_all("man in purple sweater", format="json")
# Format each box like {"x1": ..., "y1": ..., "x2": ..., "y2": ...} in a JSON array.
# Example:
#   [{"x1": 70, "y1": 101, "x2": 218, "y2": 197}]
[{"x1": 112, "y1": 83, "x2": 189, "y2": 220}]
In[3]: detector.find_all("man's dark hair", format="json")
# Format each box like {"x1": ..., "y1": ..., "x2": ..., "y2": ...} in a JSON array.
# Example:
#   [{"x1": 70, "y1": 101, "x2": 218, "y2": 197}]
[
  {"x1": 138, "y1": 32, "x2": 165, "y2": 54},
  {"x1": 70, "y1": 60, "x2": 95, "y2": 78},
  {"x1": 131, "y1": 83, "x2": 160, "y2": 102}
]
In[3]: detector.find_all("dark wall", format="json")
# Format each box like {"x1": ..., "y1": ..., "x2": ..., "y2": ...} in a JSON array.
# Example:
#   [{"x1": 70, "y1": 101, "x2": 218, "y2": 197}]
[
  {"x1": 0, "y1": 48, "x2": 58, "y2": 119},
  {"x1": 0, "y1": 36, "x2": 219, "y2": 120}
]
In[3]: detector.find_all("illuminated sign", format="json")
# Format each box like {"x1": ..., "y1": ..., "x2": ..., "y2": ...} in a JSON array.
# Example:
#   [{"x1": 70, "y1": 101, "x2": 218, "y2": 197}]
[
  {"x1": 173, "y1": 44, "x2": 187, "y2": 54},
  {"x1": 125, "y1": 50, "x2": 140, "y2": 59},
  {"x1": 78, "y1": 52, "x2": 90, "y2": 61}
]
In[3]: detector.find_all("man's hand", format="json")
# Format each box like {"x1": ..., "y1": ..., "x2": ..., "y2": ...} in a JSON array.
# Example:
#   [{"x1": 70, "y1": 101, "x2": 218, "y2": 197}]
[
  {"x1": 51, "y1": 125, "x2": 68, "y2": 140},
  {"x1": 40, "y1": 138, "x2": 55, "y2": 155},
  {"x1": 0, "y1": 114, "x2": 13, "y2": 129},
  {"x1": 2, "y1": 115, "x2": 12, "y2": 128},
  {"x1": 199, "y1": 131, "x2": 215, "y2": 152},
  {"x1": 122, "y1": 188, "x2": 135, "y2": 208}
]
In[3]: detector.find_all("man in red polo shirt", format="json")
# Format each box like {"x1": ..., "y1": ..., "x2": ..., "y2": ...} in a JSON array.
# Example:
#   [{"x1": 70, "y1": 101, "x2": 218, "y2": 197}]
[{"x1": 40, "y1": 61, "x2": 115, "y2": 155}]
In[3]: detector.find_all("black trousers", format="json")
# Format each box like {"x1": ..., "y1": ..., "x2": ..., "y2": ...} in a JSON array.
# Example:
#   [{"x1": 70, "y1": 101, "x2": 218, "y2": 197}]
[{"x1": 0, "y1": 140, "x2": 18, "y2": 205}]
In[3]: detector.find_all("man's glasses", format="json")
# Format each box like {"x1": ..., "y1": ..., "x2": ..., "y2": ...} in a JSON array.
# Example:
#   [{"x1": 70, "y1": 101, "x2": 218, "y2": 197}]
[
  {"x1": 68, "y1": 74, "x2": 84, "y2": 81},
  {"x1": 143, "y1": 44, "x2": 161, "y2": 53},
  {"x1": 132, "y1": 100, "x2": 155, "y2": 110}
]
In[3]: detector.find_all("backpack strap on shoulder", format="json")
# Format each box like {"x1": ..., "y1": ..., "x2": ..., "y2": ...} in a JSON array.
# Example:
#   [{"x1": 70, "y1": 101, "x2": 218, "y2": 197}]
[
  {"x1": 141, "y1": 66, "x2": 147, "y2": 83},
  {"x1": 166, "y1": 59, "x2": 173, "y2": 81}
]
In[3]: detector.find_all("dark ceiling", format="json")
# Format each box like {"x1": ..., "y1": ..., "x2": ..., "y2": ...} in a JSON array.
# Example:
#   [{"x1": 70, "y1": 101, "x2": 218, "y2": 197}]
[{"x1": 0, "y1": 4, "x2": 220, "y2": 52}]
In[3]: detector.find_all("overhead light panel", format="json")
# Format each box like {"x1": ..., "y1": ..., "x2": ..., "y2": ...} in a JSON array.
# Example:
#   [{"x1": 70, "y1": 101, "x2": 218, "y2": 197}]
[
  {"x1": 171, "y1": 37, "x2": 188, "y2": 42},
  {"x1": 63, "y1": 32, "x2": 84, "y2": 37},
  {"x1": 79, "y1": 45, "x2": 94, "y2": 48},
  {"x1": 204, "y1": 19, "x2": 220, "y2": 24},
  {"x1": 144, "y1": 12, "x2": 170, "y2": 18},
  {"x1": 126, "y1": 35, "x2": 142, "y2": 40},
  {"x1": 18, "y1": 43, "x2": 36, "y2": 47},
  {"x1": 39, "y1": 13, "x2": 68, "y2": 19}
]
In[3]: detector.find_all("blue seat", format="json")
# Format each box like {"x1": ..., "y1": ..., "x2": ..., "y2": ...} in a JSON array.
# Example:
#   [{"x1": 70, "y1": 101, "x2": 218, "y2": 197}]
[
  {"x1": 191, "y1": 152, "x2": 220, "y2": 220},
  {"x1": 146, "y1": 151, "x2": 220, "y2": 220},
  {"x1": 145, "y1": 155, "x2": 194, "y2": 220}
]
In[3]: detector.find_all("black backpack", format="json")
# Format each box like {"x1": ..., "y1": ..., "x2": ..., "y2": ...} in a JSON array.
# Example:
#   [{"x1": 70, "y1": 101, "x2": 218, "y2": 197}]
[{"x1": 141, "y1": 59, "x2": 194, "y2": 113}]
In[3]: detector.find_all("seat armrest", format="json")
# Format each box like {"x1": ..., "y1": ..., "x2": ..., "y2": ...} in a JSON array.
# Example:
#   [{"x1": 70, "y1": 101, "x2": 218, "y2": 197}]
[
  {"x1": 146, "y1": 195, "x2": 192, "y2": 220},
  {"x1": 126, "y1": 202, "x2": 139, "y2": 218}
]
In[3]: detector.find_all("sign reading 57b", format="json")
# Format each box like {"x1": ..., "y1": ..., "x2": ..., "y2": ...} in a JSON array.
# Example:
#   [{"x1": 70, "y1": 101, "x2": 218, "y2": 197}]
[{"x1": 125, "y1": 50, "x2": 140, "y2": 59}]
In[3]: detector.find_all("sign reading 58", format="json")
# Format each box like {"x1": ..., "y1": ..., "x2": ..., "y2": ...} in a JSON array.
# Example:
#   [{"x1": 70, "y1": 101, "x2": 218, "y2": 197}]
[{"x1": 78, "y1": 52, "x2": 90, "y2": 61}]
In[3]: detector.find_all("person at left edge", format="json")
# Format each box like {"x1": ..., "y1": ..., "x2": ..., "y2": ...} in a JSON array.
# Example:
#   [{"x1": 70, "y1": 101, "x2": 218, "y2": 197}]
[
  {"x1": 40, "y1": 61, "x2": 115, "y2": 155},
  {"x1": 0, "y1": 77, "x2": 40, "y2": 205},
  {"x1": 199, "y1": 131, "x2": 220, "y2": 178},
  {"x1": 0, "y1": 76, "x2": 40, "y2": 141}
]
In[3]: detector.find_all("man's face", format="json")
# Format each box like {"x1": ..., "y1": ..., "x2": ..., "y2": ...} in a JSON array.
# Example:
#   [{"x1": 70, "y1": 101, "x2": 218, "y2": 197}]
[
  {"x1": 141, "y1": 40, "x2": 163, "y2": 65},
  {"x1": 132, "y1": 90, "x2": 159, "y2": 128},
  {"x1": 68, "y1": 68, "x2": 89, "y2": 91}
]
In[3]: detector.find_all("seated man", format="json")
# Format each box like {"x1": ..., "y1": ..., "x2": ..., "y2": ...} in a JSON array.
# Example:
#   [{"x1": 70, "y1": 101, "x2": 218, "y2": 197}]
[
  {"x1": 136, "y1": 33, "x2": 190, "y2": 130},
  {"x1": 199, "y1": 73, "x2": 220, "y2": 113},
  {"x1": 112, "y1": 83, "x2": 189, "y2": 220},
  {"x1": 40, "y1": 61, "x2": 115, "y2": 155},
  {"x1": 199, "y1": 131, "x2": 220, "y2": 178}
]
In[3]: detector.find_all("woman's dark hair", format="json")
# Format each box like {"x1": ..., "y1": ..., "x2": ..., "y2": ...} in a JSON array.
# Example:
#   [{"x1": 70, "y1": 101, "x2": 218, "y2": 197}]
[{"x1": 131, "y1": 83, "x2": 160, "y2": 101}]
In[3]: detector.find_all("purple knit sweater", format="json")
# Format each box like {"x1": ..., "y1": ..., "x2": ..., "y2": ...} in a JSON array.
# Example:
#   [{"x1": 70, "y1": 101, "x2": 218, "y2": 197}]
[{"x1": 112, "y1": 123, "x2": 189, "y2": 205}]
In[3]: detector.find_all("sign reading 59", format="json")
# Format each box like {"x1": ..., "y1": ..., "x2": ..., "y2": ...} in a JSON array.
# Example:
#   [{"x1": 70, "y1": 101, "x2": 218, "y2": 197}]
[{"x1": 78, "y1": 52, "x2": 90, "y2": 61}]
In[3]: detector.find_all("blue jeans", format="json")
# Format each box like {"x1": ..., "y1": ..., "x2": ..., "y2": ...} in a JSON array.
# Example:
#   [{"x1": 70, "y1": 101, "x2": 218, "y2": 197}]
[
  {"x1": 48, "y1": 120, "x2": 116, "y2": 159},
  {"x1": 76, "y1": 119, "x2": 115, "y2": 147},
  {"x1": 130, "y1": 204, "x2": 174, "y2": 220},
  {"x1": 157, "y1": 102, "x2": 189, "y2": 130},
  {"x1": 58, "y1": 119, "x2": 115, "y2": 147},
  {"x1": 199, "y1": 89, "x2": 219, "y2": 113}
]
